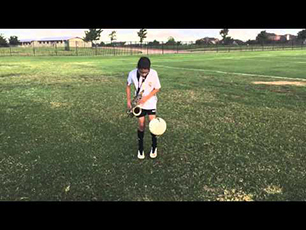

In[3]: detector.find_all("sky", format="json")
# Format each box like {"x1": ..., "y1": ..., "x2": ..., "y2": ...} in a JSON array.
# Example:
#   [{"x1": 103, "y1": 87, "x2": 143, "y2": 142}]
[{"x1": 0, "y1": 29, "x2": 303, "y2": 42}]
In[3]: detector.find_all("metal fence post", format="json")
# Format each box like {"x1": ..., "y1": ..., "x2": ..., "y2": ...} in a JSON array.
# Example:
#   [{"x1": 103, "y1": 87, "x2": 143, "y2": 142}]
[
  {"x1": 33, "y1": 43, "x2": 35, "y2": 56},
  {"x1": 130, "y1": 42, "x2": 132, "y2": 55},
  {"x1": 162, "y1": 42, "x2": 164, "y2": 55}
]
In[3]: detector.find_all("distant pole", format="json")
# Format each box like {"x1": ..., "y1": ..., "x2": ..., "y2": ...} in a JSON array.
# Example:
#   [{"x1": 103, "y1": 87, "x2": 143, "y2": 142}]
[
  {"x1": 33, "y1": 43, "x2": 35, "y2": 56},
  {"x1": 130, "y1": 42, "x2": 132, "y2": 55},
  {"x1": 162, "y1": 42, "x2": 164, "y2": 55}
]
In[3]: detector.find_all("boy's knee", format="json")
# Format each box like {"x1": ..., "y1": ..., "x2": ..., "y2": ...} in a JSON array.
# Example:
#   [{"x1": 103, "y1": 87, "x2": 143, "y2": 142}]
[{"x1": 139, "y1": 124, "x2": 145, "y2": 132}]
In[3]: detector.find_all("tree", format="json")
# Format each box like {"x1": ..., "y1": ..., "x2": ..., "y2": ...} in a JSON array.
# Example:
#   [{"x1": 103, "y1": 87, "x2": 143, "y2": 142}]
[
  {"x1": 165, "y1": 36, "x2": 176, "y2": 45},
  {"x1": 109, "y1": 31, "x2": 117, "y2": 44},
  {"x1": 0, "y1": 34, "x2": 9, "y2": 47},
  {"x1": 9, "y1": 36, "x2": 20, "y2": 46},
  {"x1": 224, "y1": 37, "x2": 235, "y2": 45},
  {"x1": 137, "y1": 29, "x2": 147, "y2": 45},
  {"x1": 148, "y1": 40, "x2": 160, "y2": 46},
  {"x1": 220, "y1": 29, "x2": 229, "y2": 41},
  {"x1": 83, "y1": 29, "x2": 103, "y2": 46},
  {"x1": 297, "y1": 29, "x2": 306, "y2": 41},
  {"x1": 256, "y1": 30, "x2": 269, "y2": 45}
]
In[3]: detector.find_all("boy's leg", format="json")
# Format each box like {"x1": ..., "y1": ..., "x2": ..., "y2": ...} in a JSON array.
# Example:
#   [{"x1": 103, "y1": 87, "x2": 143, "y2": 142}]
[
  {"x1": 148, "y1": 115, "x2": 157, "y2": 151},
  {"x1": 137, "y1": 116, "x2": 146, "y2": 152}
]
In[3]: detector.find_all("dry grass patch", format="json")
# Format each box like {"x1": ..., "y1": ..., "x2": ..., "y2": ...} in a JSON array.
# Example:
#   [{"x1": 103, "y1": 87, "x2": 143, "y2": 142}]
[
  {"x1": 217, "y1": 188, "x2": 254, "y2": 201},
  {"x1": 263, "y1": 185, "x2": 283, "y2": 195},
  {"x1": 253, "y1": 81, "x2": 306, "y2": 87},
  {"x1": 50, "y1": 102, "x2": 70, "y2": 108}
]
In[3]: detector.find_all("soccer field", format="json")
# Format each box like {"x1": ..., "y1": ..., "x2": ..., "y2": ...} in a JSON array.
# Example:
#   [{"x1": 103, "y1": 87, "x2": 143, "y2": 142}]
[{"x1": 1, "y1": 50, "x2": 306, "y2": 201}]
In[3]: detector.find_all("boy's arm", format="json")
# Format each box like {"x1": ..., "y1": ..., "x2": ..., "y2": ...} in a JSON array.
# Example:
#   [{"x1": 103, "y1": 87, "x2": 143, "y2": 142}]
[
  {"x1": 138, "y1": 88, "x2": 160, "y2": 105},
  {"x1": 126, "y1": 84, "x2": 132, "y2": 109}
]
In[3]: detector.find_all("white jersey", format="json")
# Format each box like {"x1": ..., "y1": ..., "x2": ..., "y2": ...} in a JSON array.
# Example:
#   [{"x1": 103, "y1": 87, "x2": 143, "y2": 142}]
[{"x1": 127, "y1": 68, "x2": 161, "y2": 110}]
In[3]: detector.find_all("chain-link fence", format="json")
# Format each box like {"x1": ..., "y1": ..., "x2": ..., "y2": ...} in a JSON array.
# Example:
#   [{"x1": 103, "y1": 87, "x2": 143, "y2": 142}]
[{"x1": 0, "y1": 40, "x2": 305, "y2": 57}]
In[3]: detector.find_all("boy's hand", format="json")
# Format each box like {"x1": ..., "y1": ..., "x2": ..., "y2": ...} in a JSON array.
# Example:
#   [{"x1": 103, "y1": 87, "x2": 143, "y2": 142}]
[{"x1": 138, "y1": 96, "x2": 148, "y2": 105}]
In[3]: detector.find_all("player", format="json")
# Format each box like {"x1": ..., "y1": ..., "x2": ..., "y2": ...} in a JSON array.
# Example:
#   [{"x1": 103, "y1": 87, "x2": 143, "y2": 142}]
[{"x1": 126, "y1": 57, "x2": 161, "y2": 159}]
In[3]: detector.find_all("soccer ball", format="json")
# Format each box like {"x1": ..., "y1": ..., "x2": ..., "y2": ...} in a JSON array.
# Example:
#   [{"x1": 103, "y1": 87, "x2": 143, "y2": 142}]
[{"x1": 149, "y1": 117, "x2": 167, "y2": 136}]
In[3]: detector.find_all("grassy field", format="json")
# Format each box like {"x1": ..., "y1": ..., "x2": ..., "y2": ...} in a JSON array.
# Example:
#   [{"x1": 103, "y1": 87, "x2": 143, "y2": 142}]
[
  {"x1": 0, "y1": 46, "x2": 142, "y2": 56},
  {"x1": 1, "y1": 50, "x2": 306, "y2": 201}
]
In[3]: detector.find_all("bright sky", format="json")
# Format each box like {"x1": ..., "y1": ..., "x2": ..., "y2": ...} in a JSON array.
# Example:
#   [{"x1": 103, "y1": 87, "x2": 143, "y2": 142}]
[{"x1": 0, "y1": 29, "x2": 303, "y2": 42}]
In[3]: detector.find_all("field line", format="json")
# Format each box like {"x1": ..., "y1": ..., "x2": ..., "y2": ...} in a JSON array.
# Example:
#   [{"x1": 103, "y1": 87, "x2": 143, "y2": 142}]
[{"x1": 154, "y1": 64, "x2": 306, "y2": 82}]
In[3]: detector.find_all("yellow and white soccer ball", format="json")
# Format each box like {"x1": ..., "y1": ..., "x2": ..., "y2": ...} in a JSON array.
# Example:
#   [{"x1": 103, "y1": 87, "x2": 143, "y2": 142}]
[{"x1": 149, "y1": 117, "x2": 167, "y2": 136}]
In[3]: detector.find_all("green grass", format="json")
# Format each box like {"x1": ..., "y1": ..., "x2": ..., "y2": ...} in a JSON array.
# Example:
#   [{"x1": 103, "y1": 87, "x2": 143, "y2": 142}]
[{"x1": 1, "y1": 50, "x2": 306, "y2": 201}]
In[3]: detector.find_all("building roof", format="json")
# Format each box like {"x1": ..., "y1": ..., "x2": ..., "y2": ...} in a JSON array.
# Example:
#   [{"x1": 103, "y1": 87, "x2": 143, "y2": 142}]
[
  {"x1": 38, "y1": 36, "x2": 80, "y2": 41},
  {"x1": 19, "y1": 39, "x2": 33, "y2": 42},
  {"x1": 19, "y1": 36, "x2": 82, "y2": 42}
]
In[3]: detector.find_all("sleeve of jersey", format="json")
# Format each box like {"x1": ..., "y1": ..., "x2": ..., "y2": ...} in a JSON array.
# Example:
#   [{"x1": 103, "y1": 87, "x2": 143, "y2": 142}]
[{"x1": 127, "y1": 72, "x2": 133, "y2": 86}]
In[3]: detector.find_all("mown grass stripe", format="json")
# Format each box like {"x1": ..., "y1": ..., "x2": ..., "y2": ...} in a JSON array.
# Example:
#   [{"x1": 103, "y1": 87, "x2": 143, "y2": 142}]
[{"x1": 154, "y1": 64, "x2": 306, "y2": 82}]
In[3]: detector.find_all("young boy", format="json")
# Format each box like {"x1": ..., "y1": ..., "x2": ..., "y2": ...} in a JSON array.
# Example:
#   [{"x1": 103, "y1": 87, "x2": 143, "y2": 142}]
[{"x1": 126, "y1": 57, "x2": 161, "y2": 159}]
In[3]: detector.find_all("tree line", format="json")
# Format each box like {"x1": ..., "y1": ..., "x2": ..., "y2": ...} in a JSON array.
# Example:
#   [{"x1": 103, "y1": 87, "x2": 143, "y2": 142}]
[
  {"x1": 1, "y1": 29, "x2": 306, "y2": 47},
  {"x1": 196, "y1": 29, "x2": 306, "y2": 46},
  {"x1": 80, "y1": 28, "x2": 306, "y2": 46}
]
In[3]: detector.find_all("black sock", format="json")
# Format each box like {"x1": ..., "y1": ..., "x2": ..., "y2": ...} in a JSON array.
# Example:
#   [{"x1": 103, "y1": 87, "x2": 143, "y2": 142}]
[
  {"x1": 137, "y1": 130, "x2": 144, "y2": 152},
  {"x1": 151, "y1": 132, "x2": 157, "y2": 152}
]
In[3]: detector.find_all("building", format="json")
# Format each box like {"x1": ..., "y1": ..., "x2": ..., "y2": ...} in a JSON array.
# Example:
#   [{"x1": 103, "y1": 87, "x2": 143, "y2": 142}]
[
  {"x1": 195, "y1": 37, "x2": 220, "y2": 45},
  {"x1": 19, "y1": 36, "x2": 92, "y2": 48},
  {"x1": 19, "y1": 39, "x2": 33, "y2": 47},
  {"x1": 266, "y1": 33, "x2": 281, "y2": 41},
  {"x1": 232, "y1": 39, "x2": 245, "y2": 45},
  {"x1": 284, "y1": 34, "x2": 297, "y2": 41},
  {"x1": 266, "y1": 33, "x2": 297, "y2": 42}
]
